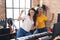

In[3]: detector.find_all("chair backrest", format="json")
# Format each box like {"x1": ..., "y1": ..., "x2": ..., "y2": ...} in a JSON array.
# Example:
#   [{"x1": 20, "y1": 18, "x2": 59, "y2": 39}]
[{"x1": 52, "y1": 23, "x2": 60, "y2": 38}]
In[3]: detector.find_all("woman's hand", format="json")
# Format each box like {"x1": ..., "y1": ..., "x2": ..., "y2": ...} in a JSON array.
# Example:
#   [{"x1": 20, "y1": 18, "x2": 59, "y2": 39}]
[
  {"x1": 52, "y1": 13, "x2": 54, "y2": 19},
  {"x1": 18, "y1": 8, "x2": 26, "y2": 21},
  {"x1": 47, "y1": 13, "x2": 54, "y2": 23},
  {"x1": 19, "y1": 10, "x2": 25, "y2": 16},
  {"x1": 50, "y1": 13, "x2": 54, "y2": 22},
  {"x1": 31, "y1": 25, "x2": 36, "y2": 30},
  {"x1": 19, "y1": 8, "x2": 26, "y2": 15},
  {"x1": 21, "y1": 10, "x2": 24, "y2": 13}
]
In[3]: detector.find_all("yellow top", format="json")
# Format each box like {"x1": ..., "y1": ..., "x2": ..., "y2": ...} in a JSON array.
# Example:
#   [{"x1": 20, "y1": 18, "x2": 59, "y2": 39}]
[{"x1": 36, "y1": 14, "x2": 48, "y2": 29}]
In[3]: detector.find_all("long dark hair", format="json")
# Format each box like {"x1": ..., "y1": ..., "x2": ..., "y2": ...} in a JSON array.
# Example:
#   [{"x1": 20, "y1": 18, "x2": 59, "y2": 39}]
[{"x1": 28, "y1": 8, "x2": 37, "y2": 26}]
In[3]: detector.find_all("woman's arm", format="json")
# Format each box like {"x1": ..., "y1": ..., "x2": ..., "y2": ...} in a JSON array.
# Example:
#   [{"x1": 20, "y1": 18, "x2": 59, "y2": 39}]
[
  {"x1": 46, "y1": 13, "x2": 54, "y2": 33},
  {"x1": 18, "y1": 10, "x2": 25, "y2": 21},
  {"x1": 47, "y1": 13, "x2": 54, "y2": 23}
]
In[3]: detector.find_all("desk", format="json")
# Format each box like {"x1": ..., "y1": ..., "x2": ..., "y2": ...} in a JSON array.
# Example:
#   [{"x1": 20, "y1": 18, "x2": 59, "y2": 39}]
[{"x1": 0, "y1": 32, "x2": 16, "y2": 40}]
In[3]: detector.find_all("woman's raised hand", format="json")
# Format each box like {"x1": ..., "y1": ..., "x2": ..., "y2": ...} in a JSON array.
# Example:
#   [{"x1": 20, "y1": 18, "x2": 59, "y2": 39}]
[
  {"x1": 18, "y1": 8, "x2": 26, "y2": 21},
  {"x1": 19, "y1": 8, "x2": 26, "y2": 15}
]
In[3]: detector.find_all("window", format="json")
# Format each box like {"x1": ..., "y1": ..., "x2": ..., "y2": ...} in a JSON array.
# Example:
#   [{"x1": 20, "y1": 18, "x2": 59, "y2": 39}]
[{"x1": 6, "y1": 0, "x2": 31, "y2": 29}]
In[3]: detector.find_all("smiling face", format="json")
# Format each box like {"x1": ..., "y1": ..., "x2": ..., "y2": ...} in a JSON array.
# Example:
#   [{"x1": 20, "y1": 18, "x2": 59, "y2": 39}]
[
  {"x1": 38, "y1": 8, "x2": 43, "y2": 15},
  {"x1": 29, "y1": 10, "x2": 35, "y2": 17}
]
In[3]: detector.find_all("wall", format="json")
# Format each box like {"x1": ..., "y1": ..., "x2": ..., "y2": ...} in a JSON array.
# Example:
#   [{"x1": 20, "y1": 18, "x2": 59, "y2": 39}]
[
  {"x1": 32, "y1": 0, "x2": 40, "y2": 8},
  {"x1": 43, "y1": 0, "x2": 60, "y2": 23},
  {"x1": 0, "y1": 0, "x2": 5, "y2": 20},
  {"x1": 32, "y1": 0, "x2": 60, "y2": 23}
]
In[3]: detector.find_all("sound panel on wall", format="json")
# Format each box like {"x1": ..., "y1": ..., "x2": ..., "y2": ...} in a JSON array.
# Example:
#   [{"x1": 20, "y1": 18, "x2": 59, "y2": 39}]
[{"x1": 57, "y1": 14, "x2": 60, "y2": 22}]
